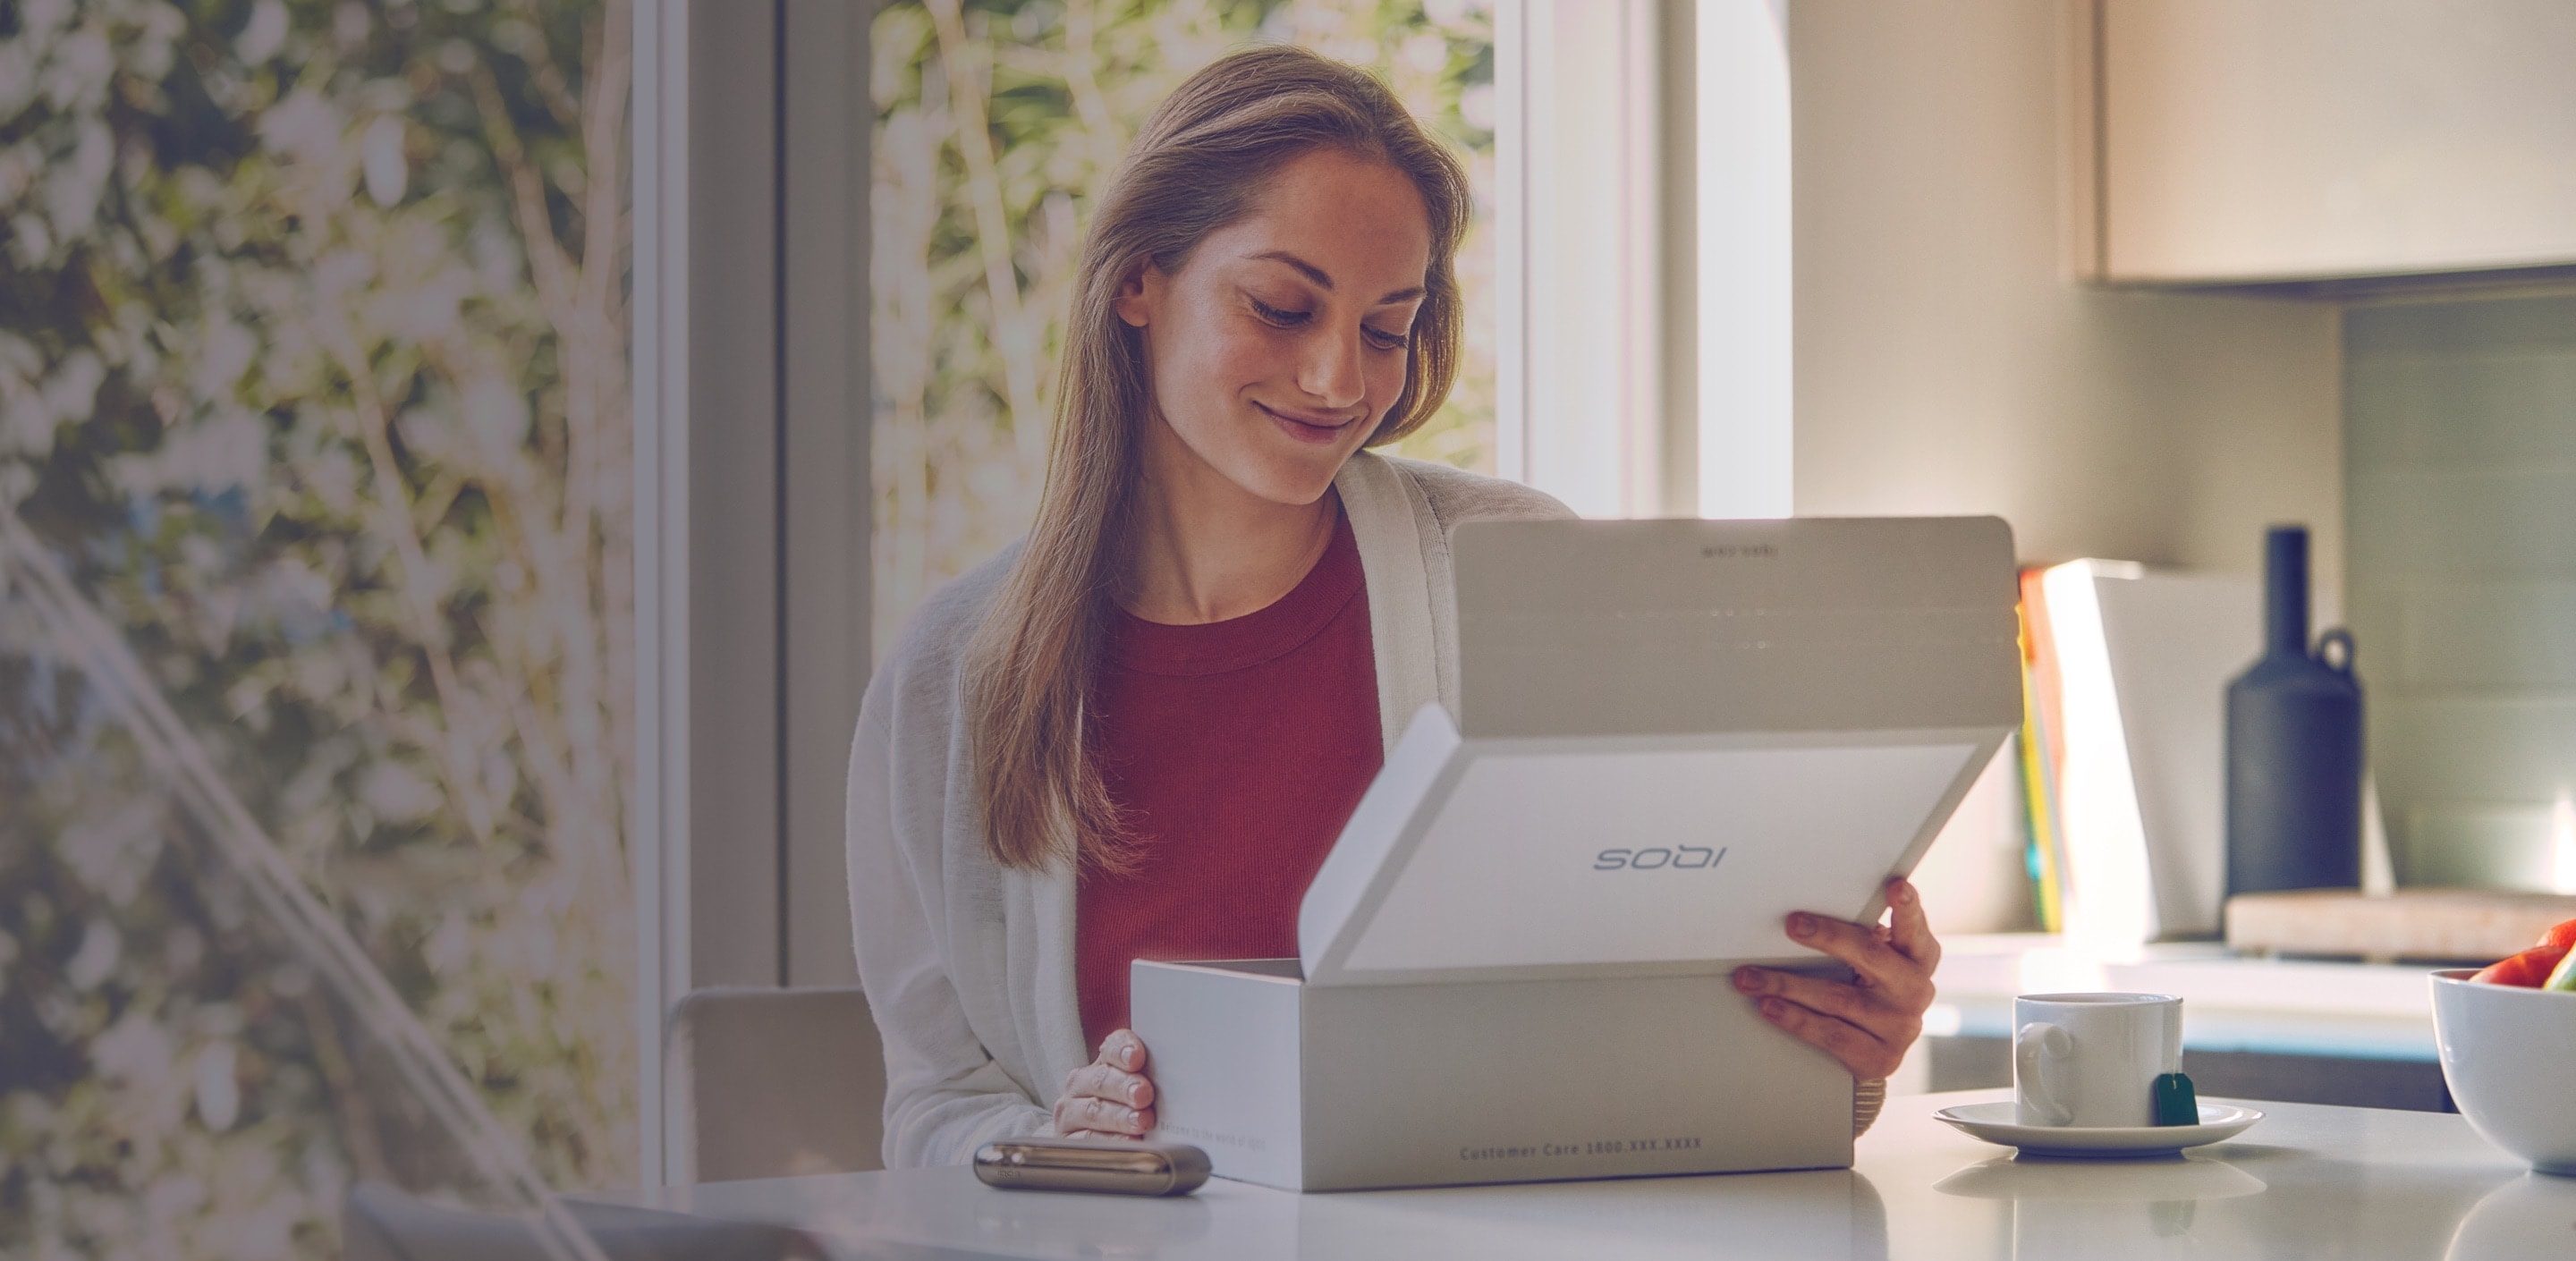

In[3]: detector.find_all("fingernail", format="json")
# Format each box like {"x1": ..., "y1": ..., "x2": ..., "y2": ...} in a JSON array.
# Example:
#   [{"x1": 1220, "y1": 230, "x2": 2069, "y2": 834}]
[
  {"x1": 1733, "y1": 967, "x2": 1763, "y2": 993},
  {"x1": 1761, "y1": 997, "x2": 1785, "y2": 1020},
  {"x1": 1126, "y1": 1108, "x2": 1143, "y2": 1129},
  {"x1": 1891, "y1": 880, "x2": 1913, "y2": 905},
  {"x1": 1789, "y1": 913, "x2": 1815, "y2": 937},
  {"x1": 1130, "y1": 1084, "x2": 1146, "y2": 1105}
]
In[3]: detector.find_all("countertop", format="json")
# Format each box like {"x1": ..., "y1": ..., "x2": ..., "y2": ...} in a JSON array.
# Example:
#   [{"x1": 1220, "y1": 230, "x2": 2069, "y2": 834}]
[
  {"x1": 1928, "y1": 934, "x2": 2445, "y2": 1060},
  {"x1": 598, "y1": 1088, "x2": 2568, "y2": 1259}
]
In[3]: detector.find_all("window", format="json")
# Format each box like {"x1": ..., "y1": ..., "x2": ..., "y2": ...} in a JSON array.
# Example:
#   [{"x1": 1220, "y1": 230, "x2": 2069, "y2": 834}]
[
  {"x1": 619, "y1": 0, "x2": 1799, "y2": 1190},
  {"x1": 1504, "y1": 0, "x2": 1792, "y2": 518}
]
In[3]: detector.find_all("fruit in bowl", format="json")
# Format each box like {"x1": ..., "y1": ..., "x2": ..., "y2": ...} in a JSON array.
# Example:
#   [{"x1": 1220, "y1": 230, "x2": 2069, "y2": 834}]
[
  {"x1": 2467, "y1": 917, "x2": 2575, "y2": 989},
  {"x1": 2434, "y1": 916, "x2": 2576, "y2": 1174}
]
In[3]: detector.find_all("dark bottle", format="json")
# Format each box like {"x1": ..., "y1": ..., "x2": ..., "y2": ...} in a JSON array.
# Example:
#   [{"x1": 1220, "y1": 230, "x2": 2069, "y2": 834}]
[{"x1": 2225, "y1": 526, "x2": 2365, "y2": 897}]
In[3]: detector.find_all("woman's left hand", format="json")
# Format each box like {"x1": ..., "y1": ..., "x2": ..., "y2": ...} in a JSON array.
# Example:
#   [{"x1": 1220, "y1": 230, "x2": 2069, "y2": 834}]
[{"x1": 1733, "y1": 876, "x2": 1940, "y2": 1080}]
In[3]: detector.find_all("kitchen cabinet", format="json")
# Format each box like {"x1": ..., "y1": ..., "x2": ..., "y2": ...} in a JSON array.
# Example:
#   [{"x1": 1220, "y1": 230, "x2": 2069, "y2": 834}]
[{"x1": 2078, "y1": 0, "x2": 2576, "y2": 284}]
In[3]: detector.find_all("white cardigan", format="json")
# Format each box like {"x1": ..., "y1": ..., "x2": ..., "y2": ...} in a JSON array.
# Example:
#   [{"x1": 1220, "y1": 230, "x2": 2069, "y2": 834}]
[{"x1": 843, "y1": 453, "x2": 1574, "y2": 1168}]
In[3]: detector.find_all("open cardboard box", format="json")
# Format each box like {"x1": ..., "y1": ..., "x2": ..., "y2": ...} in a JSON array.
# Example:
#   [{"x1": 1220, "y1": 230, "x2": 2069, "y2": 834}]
[{"x1": 1131, "y1": 518, "x2": 2023, "y2": 1191}]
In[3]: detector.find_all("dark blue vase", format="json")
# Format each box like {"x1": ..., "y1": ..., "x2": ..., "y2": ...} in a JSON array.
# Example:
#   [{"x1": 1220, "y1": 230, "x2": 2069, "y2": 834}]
[{"x1": 2225, "y1": 527, "x2": 2364, "y2": 897}]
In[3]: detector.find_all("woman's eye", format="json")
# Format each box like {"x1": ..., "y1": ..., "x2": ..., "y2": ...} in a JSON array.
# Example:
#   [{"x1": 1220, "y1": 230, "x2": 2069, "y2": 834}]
[
  {"x1": 1250, "y1": 298, "x2": 1310, "y2": 327},
  {"x1": 1249, "y1": 295, "x2": 1405, "y2": 349}
]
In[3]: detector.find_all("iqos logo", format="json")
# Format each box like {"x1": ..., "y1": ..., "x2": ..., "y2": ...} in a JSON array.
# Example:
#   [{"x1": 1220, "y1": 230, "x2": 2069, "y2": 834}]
[{"x1": 1592, "y1": 845, "x2": 1728, "y2": 871}]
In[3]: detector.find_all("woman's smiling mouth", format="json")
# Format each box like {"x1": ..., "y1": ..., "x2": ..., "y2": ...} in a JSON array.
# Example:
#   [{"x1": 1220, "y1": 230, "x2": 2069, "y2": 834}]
[{"x1": 1255, "y1": 401, "x2": 1360, "y2": 444}]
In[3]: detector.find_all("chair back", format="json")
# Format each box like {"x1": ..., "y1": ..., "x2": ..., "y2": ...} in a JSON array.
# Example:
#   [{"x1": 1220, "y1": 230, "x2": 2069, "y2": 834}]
[{"x1": 665, "y1": 986, "x2": 886, "y2": 1183}]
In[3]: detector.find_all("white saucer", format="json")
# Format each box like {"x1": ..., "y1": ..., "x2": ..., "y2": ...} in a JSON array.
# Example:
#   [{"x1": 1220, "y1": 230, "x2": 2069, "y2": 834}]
[{"x1": 1933, "y1": 1101, "x2": 2264, "y2": 1158}]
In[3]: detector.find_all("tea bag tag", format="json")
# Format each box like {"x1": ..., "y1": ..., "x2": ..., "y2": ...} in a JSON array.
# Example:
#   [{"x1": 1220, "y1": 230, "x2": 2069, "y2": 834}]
[{"x1": 2152, "y1": 1071, "x2": 2199, "y2": 1126}]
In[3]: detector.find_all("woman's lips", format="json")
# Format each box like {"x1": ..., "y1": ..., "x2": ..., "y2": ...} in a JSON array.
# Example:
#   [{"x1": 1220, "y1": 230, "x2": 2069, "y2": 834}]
[{"x1": 1256, "y1": 402, "x2": 1357, "y2": 445}]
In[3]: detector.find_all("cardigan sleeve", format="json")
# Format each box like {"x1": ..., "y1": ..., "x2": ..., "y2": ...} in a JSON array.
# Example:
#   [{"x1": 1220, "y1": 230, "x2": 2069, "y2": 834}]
[
  {"x1": 1852, "y1": 1078, "x2": 1887, "y2": 1138},
  {"x1": 846, "y1": 689, "x2": 1055, "y2": 1167}
]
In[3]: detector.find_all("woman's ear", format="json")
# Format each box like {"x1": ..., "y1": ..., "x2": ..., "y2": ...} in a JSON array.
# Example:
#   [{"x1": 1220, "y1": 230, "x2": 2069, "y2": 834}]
[{"x1": 1112, "y1": 261, "x2": 1158, "y2": 329}]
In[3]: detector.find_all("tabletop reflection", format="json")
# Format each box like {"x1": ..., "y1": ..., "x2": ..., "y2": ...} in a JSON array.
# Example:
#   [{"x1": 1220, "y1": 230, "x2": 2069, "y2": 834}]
[{"x1": 2445, "y1": 1173, "x2": 2576, "y2": 1261}]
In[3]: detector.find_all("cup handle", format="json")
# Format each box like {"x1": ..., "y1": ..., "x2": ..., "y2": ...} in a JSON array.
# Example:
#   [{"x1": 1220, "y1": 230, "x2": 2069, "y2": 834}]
[{"x1": 2016, "y1": 1021, "x2": 2075, "y2": 1127}]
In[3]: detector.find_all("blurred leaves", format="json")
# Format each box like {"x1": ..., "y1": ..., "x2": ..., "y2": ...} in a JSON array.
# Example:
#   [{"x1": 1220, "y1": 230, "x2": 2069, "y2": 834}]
[{"x1": 2, "y1": 0, "x2": 633, "y2": 1256}]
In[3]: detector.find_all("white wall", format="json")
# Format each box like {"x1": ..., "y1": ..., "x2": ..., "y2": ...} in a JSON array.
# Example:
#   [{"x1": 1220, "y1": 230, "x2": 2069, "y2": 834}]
[
  {"x1": 781, "y1": 0, "x2": 871, "y2": 990},
  {"x1": 1787, "y1": 0, "x2": 2345, "y2": 596},
  {"x1": 634, "y1": 0, "x2": 875, "y2": 1183},
  {"x1": 1696, "y1": 0, "x2": 1792, "y2": 519},
  {"x1": 1508, "y1": 0, "x2": 1680, "y2": 517},
  {"x1": 1787, "y1": 0, "x2": 2347, "y2": 935}
]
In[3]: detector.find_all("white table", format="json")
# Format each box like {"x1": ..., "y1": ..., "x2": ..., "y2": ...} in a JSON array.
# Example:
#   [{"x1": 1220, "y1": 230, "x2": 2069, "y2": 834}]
[{"x1": 597, "y1": 1089, "x2": 2572, "y2": 1259}]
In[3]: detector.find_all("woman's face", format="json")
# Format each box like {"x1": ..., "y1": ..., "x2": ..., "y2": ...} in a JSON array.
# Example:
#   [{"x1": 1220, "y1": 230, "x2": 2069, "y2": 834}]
[{"x1": 1114, "y1": 148, "x2": 1433, "y2": 507}]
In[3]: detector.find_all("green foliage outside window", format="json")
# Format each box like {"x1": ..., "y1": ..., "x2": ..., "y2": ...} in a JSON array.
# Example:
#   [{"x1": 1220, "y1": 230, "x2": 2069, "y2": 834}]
[{"x1": 2, "y1": 1, "x2": 632, "y2": 1255}]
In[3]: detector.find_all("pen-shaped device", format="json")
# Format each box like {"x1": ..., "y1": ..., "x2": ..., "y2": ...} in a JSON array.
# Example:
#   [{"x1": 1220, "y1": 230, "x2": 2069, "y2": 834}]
[{"x1": 972, "y1": 1138, "x2": 1212, "y2": 1197}]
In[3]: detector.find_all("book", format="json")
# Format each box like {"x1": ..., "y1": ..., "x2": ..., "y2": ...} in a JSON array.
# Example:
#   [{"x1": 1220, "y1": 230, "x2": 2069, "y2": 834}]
[{"x1": 2016, "y1": 561, "x2": 2262, "y2": 949}]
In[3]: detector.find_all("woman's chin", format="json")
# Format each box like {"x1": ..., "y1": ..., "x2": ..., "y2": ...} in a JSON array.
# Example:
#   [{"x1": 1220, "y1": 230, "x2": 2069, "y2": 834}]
[
  {"x1": 1253, "y1": 469, "x2": 1347, "y2": 507},
  {"x1": 1210, "y1": 450, "x2": 1351, "y2": 508}
]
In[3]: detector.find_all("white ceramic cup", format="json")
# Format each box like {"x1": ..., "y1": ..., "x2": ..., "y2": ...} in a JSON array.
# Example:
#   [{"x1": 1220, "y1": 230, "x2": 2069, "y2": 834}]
[{"x1": 2013, "y1": 993, "x2": 2183, "y2": 1129}]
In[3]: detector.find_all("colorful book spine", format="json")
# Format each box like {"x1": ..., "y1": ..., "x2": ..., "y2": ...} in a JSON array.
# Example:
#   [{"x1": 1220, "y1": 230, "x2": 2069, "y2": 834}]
[{"x1": 2018, "y1": 568, "x2": 2070, "y2": 933}]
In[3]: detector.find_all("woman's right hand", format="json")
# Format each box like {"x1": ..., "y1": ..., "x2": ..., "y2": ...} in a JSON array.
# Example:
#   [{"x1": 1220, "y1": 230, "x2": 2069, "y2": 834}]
[{"x1": 1054, "y1": 1028, "x2": 1157, "y2": 1139}]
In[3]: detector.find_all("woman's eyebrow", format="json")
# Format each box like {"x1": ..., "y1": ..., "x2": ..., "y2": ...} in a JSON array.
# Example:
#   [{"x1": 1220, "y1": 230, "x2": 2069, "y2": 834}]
[{"x1": 1248, "y1": 250, "x2": 1425, "y2": 305}]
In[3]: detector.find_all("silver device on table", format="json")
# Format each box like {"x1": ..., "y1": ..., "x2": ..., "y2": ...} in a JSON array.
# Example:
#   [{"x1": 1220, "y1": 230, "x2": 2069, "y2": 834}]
[
  {"x1": 1131, "y1": 516, "x2": 2023, "y2": 1192},
  {"x1": 972, "y1": 1138, "x2": 1211, "y2": 1196}
]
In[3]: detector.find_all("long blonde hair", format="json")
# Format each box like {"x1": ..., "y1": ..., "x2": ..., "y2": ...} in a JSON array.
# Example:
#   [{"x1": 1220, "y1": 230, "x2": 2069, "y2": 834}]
[{"x1": 963, "y1": 45, "x2": 1472, "y2": 873}]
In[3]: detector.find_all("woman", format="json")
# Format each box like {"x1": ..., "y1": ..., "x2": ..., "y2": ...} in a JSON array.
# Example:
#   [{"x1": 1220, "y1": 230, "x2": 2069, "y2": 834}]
[{"x1": 846, "y1": 45, "x2": 1940, "y2": 1169}]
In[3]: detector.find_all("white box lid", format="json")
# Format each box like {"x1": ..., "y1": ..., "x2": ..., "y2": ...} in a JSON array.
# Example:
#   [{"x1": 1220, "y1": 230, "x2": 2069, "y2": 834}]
[{"x1": 1296, "y1": 516, "x2": 2021, "y2": 987}]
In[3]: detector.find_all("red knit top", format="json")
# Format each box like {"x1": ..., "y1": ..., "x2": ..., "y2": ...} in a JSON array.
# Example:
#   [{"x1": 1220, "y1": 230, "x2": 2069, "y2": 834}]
[{"x1": 1075, "y1": 511, "x2": 1382, "y2": 1055}]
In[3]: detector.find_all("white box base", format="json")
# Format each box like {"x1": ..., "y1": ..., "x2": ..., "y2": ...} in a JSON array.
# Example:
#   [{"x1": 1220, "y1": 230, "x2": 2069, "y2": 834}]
[{"x1": 1131, "y1": 959, "x2": 1856, "y2": 1192}]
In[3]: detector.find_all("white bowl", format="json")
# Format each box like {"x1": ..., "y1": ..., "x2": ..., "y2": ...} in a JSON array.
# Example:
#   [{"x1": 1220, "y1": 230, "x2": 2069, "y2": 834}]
[{"x1": 2430, "y1": 969, "x2": 2576, "y2": 1175}]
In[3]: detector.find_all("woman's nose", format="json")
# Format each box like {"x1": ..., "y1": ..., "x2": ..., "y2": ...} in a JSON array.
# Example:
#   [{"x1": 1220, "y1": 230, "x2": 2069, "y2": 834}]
[{"x1": 1297, "y1": 326, "x2": 1368, "y2": 411}]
